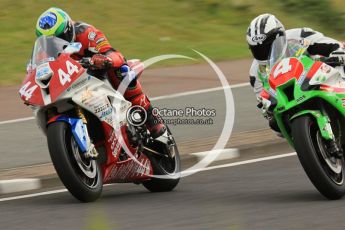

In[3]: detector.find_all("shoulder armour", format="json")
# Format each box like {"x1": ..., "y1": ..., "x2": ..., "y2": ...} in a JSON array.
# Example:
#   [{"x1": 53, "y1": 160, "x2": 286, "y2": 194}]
[{"x1": 74, "y1": 21, "x2": 89, "y2": 35}]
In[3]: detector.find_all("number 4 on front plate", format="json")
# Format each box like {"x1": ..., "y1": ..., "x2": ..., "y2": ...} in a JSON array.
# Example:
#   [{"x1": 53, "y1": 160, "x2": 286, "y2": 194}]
[
  {"x1": 273, "y1": 58, "x2": 292, "y2": 78},
  {"x1": 19, "y1": 81, "x2": 38, "y2": 101},
  {"x1": 58, "y1": 60, "x2": 79, "y2": 86}
]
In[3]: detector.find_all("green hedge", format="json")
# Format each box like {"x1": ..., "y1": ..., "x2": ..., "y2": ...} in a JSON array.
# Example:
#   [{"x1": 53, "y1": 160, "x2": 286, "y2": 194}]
[{"x1": 272, "y1": 0, "x2": 345, "y2": 36}]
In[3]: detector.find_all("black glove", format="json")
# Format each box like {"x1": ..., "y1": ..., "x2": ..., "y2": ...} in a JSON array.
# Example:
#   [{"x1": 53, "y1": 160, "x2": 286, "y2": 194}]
[{"x1": 327, "y1": 51, "x2": 345, "y2": 66}]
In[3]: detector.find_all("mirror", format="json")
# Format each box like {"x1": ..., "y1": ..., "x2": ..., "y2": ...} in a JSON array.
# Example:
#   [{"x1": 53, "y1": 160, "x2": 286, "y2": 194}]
[{"x1": 63, "y1": 42, "x2": 82, "y2": 54}]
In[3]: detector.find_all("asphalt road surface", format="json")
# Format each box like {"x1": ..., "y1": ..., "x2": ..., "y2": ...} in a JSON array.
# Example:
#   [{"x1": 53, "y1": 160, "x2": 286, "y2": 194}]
[
  {"x1": 2, "y1": 59, "x2": 336, "y2": 230},
  {"x1": 1, "y1": 154, "x2": 344, "y2": 230}
]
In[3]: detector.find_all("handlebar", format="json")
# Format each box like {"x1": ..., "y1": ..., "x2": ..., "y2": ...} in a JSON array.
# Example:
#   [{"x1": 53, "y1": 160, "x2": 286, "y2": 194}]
[
  {"x1": 320, "y1": 56, "x2": 345, "y2": 67},
  {"x1": 78, "y1": 57, "x2": 112, "y2": 69},
  {"x1": 79, "y1": 57, "x2": 92, "y2": 68}
]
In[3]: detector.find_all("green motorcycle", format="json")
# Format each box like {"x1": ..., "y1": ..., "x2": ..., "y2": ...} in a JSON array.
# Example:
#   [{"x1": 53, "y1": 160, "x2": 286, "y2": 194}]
[{"x1": 260, "y1": 37, "x2": 345, "y2": 199}]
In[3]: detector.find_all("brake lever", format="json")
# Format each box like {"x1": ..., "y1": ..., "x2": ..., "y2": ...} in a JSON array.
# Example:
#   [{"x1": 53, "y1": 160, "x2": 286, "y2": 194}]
[
  {"x1": 79, "y1": 57, "x2": 91, "y2": 68},
  {"x1": 321, "y1": 57, "x2": 344, "y2": 67}
]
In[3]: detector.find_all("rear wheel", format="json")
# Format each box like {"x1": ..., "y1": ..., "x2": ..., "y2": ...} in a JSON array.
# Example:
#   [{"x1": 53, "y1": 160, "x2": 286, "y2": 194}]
[
  {"x1": 291, "y1": 115, "x2": 345, "y2": 199},
  {"x1": 142, "y1": 128, "x2": 180, "y2": 192},
  {"x1": 47, "y1": 122, "x2": 103, "y2": 202}
]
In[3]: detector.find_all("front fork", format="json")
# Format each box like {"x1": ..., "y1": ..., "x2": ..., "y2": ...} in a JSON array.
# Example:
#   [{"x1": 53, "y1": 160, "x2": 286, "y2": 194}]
[
  {"x1": 320, "y1": 107, "x2": 343, "y2": 158},
  {"x1": 47, "y1": 106, "x2": 98, "y2": 159},
  {"x1": 290, "y1": 109, "x2": 343, "y2": 158},
  {"x1": 75, "y1": 106, "x2": 98, "y2": 159}
]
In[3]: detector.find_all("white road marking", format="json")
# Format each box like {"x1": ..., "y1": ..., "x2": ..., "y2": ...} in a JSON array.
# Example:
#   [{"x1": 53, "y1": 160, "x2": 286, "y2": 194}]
[
  {"x1": 0, "y1": 178, "x2": 41, "y2": 194},
  {"x1": 182, "y1": 152, "x2": 296, "y2": 175},
  {"x1": 0, "y1": 163, "x2": 52, "y2": 172},
  {"x1": 191, "y1": 148, "x2": 239, "y2": 162},
  {"x1": 151, "y1": 83, "x2": 249, "y2": 101},
  {"x1": 0, "y1": 189, "x2": 67, "y2": 202},
  {"x1": 0, "y1": 82, "x2": 250, "y2": 126},
  {"x1": 0, "y1": 117, "x2": 35, "y2": 125},
  {"x1": 0, "y1": 151, "x2": 296, "y2": 202}
]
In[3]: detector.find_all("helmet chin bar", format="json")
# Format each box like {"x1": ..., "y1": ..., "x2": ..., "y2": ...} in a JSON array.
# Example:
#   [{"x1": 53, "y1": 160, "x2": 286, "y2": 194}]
[
  {"x1": 58, "y1": 21, "x2": 75, "y2": 43},
  {"x1": 69, "y1": 20, "x2": 76, "y2": 42}
]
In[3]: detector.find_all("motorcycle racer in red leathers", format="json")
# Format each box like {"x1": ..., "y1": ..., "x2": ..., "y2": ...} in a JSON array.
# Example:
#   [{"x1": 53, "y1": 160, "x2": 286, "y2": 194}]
[{"x1": 35, "y1": 7, "x2": 165, "y2": 138}]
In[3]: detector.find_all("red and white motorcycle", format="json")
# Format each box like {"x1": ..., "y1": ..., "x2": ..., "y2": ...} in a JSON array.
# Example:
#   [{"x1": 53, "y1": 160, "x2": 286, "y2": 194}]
[{"x1": 19, "y1": 36, "x2": 180, "y2": 202}]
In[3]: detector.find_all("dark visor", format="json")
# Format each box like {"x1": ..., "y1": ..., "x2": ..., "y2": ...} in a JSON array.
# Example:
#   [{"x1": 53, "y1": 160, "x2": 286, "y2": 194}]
[
  {"x1": 249, "y1": 42, "x2": 272, "y2": 61},
  {"x1": 249, "y1": 29, "x2": 284, "y2": 62}
]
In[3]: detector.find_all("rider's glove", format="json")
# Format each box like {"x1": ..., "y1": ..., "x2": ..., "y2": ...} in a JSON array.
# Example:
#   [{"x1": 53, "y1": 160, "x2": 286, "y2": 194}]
[
  {"x1": 118, "y1": 64, "x2": 137, "y2": 82},
  {"x1": 257, "y1": 93, "x2": 273, "y2": 120},
  {"x1": 256, "y1": 97, "x2": 269, "y2": 119},
  {"x1": 329, "y1": 50, "x2": 345, "y2": 65},
  {"x1": 90, "y1": 54, "x2": 113, "y2": 70}
]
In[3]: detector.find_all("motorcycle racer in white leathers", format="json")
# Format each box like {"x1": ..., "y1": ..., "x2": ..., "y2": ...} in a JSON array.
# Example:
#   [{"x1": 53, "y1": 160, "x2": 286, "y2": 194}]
[{"x1": 246, "y1": 13, "x2": 345, "y2": 132}]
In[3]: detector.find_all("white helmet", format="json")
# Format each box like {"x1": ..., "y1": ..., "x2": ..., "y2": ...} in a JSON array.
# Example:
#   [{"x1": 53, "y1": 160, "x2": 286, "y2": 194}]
[{"x1": 246, "y1": 14, "x2": 286, "y2": 64}]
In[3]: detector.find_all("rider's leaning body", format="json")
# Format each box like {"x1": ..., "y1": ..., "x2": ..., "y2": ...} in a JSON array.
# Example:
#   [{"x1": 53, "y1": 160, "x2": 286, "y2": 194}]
[{"x1": 35, "y1": 7, "x2": 165, "y2": 138}]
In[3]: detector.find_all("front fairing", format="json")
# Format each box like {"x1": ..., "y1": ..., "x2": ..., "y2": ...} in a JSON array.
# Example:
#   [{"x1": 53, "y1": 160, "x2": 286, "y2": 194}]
[
  {"x1": 20, "y1": 69, "x2": 44, "y2": 106},
  {"x1": 20, "y1": 36, "x2": 84, "y2": 106},
  {"x1": 19, "y1": 54, "x2": 85, "y2": 106},
  {"x1": 265, "y1": 54, "x2": 345, "y2": 145}
]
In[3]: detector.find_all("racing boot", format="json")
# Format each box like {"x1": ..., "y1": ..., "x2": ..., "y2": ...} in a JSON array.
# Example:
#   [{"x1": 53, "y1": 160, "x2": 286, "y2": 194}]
[
  {"x1": 125, "y1": 81, "x2": 166, "y2": 139},
  {"x1": 145, "y1": 105, "x2": 166, "y2": 138}
]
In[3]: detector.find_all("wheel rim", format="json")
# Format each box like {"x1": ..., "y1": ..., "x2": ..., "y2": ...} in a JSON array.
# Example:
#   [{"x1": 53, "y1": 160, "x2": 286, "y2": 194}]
[
  {"x1": 311, "y1": 125, "x2": 344, "y2": 185},
  {"x1": 316, "y1": 133, "x2": 342, "y2": 174},
  {"x1": 159, "y1": 144, "x2": 179, "y2": 175},
  {"x1": 147, "y1": 130, "x2": 180, "y2": 177},
  {"x1": 70, "y1": 137, "x2": 100, "y2": 188}
]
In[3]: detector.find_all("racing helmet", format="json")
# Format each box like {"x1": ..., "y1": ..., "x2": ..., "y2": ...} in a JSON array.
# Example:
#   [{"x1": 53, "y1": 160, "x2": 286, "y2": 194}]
[
  {"x1": 35, "y1": 7, "x2": 75, "y2": 42},
  {"x1": 246, "y1": 14, "x2": 286, "y2": 65}
]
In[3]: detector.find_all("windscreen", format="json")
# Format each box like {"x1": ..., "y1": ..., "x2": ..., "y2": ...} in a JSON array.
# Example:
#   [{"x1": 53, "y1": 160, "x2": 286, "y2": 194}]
[
  {"x1": 31, "y1": 36, "x2": 69, "y2": 67},
  {"x1": 268, "y1": 37, "x2": 308, "y2": 69}
]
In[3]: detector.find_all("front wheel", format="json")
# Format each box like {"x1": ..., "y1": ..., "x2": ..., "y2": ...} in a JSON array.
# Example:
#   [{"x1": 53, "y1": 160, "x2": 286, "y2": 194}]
[
  {"x1": 142, "y1": 128, "x2": 180, "y2": 192},
  {"x1": 291, "y1": 115, "x2": 345, "y2": 200},
  {"x1": 47, "y1": 122, "x2": 103, "y2": 202}
]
